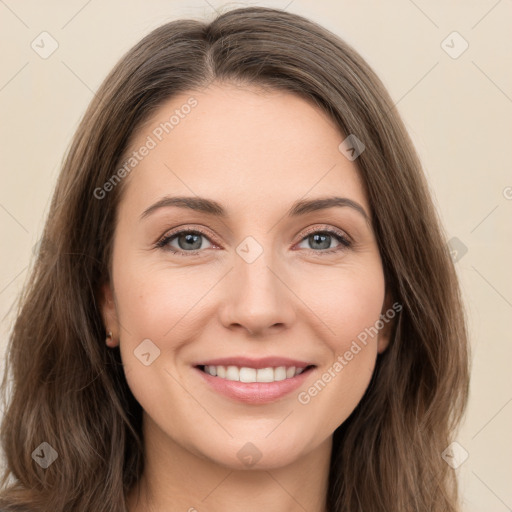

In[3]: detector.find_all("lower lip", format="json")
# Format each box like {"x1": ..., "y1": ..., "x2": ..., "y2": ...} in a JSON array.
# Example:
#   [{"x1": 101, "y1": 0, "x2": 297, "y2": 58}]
[{"x1": 194, "y1": 366, "x2": 315, "y2": 404}]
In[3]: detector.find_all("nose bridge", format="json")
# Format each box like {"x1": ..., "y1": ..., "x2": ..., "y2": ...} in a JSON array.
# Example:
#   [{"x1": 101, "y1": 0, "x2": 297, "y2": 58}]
[
  {"x1": 236, "y1": 237, "x2": 282, "y2": 304},
  {"x1": 220, "y1": 235, "x2": 295, "y2": 334},
  {"x1": 237, "y1": 246, "x2": 278, "y2": 300}
]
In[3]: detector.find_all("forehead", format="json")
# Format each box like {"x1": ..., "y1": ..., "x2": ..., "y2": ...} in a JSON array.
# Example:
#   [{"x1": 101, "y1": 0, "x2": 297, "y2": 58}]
[{"x1": 119, "y1": 83, "x2": 367, "y2": 216}]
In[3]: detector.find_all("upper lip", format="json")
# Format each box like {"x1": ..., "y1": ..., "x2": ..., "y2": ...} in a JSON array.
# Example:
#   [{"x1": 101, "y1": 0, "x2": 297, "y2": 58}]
[{"x1": 194, "y1": 356, "x2": 315, "y2": 370}]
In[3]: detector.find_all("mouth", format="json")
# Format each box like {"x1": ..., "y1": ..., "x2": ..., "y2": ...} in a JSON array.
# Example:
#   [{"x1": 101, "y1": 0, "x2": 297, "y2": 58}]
[
  {"x1": 196, "y1": 364, "x2": 315, "y2": 383},
  {"x1": 193, "y1": 360, "x2": 317, "y2": 404}
]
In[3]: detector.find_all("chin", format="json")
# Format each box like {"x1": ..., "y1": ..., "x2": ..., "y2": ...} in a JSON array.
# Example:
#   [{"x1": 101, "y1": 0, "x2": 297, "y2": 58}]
[{"x1": 196, "y1": 436, "x2": 312, "y2": 471}]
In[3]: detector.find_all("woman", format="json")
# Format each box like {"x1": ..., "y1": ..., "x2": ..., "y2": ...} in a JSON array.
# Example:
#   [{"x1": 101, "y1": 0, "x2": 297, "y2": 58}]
[{"x1": 0, "y1": 6, "x2": 470, "y2": 511}]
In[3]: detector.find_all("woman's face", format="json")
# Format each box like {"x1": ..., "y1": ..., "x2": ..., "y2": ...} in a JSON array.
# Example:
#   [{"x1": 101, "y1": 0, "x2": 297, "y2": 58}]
[{"x1": 101, "y1": 83, "x2": 391, "y2": 470}]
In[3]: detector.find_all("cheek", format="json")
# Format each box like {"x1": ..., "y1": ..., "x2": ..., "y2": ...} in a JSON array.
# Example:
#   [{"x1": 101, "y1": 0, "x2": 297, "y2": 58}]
[
  {"x1": 112, "y1": 256, "x2": 219, "y2": 396},
  {"x1": 112, "y1": 262, "x2": 200, "y2": 430},
  {"x1": 294, "y1": 258, "x2": 386, "y2": 351},
  {"x1": 113, "y1": 256, "x2": 213, "y2": 340},
  {"x1": 292, "y1": 260, "x2": 385, "y2": 427}
]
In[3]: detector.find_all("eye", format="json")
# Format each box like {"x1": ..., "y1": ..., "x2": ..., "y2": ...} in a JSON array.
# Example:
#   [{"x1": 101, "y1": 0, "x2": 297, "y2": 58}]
[
  {"x1": 155, "y1": 226, "x2": 352, "y2": 257},
  {"x1": 295, "y1": 228, "x2": 351, "y2": 254},
  {"x1": 155, "y1": 229, "x2": 214, "y2": 255}
]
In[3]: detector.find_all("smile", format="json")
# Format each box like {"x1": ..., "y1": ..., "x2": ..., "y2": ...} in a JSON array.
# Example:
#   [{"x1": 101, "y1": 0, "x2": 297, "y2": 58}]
[
  {"x1": 199, "y1": 364, "x2": 309, "y2": 383},
  {"x1": 193, "y1": 358, "x2": 316, "y2": 403}
]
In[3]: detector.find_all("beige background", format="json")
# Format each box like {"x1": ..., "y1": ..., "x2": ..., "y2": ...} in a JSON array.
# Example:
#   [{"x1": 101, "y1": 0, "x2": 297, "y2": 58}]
[{"x1": 1, "y1": 1, "x2": 511, "y2": 510}]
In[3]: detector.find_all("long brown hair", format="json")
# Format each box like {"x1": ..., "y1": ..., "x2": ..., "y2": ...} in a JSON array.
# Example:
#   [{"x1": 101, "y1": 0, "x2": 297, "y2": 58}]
[{"x1": 0, "y1": 6, "x2": 470, "y2": 511}]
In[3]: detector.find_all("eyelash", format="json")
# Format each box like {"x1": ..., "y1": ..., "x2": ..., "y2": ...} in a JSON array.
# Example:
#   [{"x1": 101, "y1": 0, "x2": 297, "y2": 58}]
[{"x1": 154, "y1": 225, "x2": 352, "y2": 257}]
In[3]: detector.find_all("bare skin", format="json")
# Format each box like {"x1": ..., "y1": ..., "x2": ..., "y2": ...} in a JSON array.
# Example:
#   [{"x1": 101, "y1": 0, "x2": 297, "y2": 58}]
[{"x1": 100, "y1": 82, "x2": 391, "y2": 512}]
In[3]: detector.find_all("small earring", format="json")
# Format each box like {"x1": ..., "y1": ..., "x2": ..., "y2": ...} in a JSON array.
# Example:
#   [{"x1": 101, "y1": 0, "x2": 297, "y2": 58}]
[{"x1": 106, "y1": 330, "x2": 114, "y2": 346}]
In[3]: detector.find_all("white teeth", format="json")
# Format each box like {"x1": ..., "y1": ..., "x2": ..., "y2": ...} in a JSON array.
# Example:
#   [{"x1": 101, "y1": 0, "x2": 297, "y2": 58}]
[
  {"x1": 205, "y1": 365, "x2": 217, "y2": 376},
  {"x1": 202, "y1": 365, "x2": 308, "y2": 383},
  {"x1": 239, "y1": 367, "x2": 256, "y2": 383},
  {"x1": 286, "y1": 366, "x2": 296, "y2": 378},
  {"x1": 225, "y1": 365, "x2": 240, "y2": 381},
  {"x1": 274, "y1": 366, "x2": 287, "y2": 381},
  {"x1": 256, "y1": 367, "x2": 274, "y2": 382}
]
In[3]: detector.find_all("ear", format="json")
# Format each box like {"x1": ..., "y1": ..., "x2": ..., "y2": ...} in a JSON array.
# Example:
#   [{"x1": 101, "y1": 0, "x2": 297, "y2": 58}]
[
  {"x1": 99, "y1": 281, "x2": 120, "y2": 348},
  {"x1": 377, "y1": 290, "x2": 396, "y2": 354}
]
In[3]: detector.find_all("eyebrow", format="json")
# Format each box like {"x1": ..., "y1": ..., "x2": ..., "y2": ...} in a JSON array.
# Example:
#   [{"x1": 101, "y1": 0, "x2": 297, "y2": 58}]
[{"x1": 139, "y1": 195, "x2": 370, "y2": 223}]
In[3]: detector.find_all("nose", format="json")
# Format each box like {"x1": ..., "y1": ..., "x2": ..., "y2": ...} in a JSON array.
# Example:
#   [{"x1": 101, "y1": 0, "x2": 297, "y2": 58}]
[{"x1": 218, "y1": 246, "x2": 296, "y2": 337}]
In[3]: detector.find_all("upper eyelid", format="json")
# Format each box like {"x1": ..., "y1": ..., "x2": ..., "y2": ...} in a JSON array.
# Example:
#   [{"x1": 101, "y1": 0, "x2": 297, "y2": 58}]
[
  {"x1": 299, "y1": 224, "x2": 351, "y2": 242},
  {"x1": 159, "y1": 226, "x2": 220, "y2": 246}
]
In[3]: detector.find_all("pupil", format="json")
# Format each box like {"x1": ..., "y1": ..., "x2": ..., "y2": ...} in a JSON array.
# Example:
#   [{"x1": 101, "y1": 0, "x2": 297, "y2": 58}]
[
  {"x1": 179, "y1": 233, "x2": 201, "y2": 250},
  {"x1": 311, "y1": 233, "x2": 330, "y2": 250}
]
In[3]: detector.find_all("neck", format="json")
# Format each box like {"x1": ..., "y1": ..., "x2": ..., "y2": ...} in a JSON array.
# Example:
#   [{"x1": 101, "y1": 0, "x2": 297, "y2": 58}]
[{"x1": 127, "y1": 413, "x2": 332, "y2": 512}]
